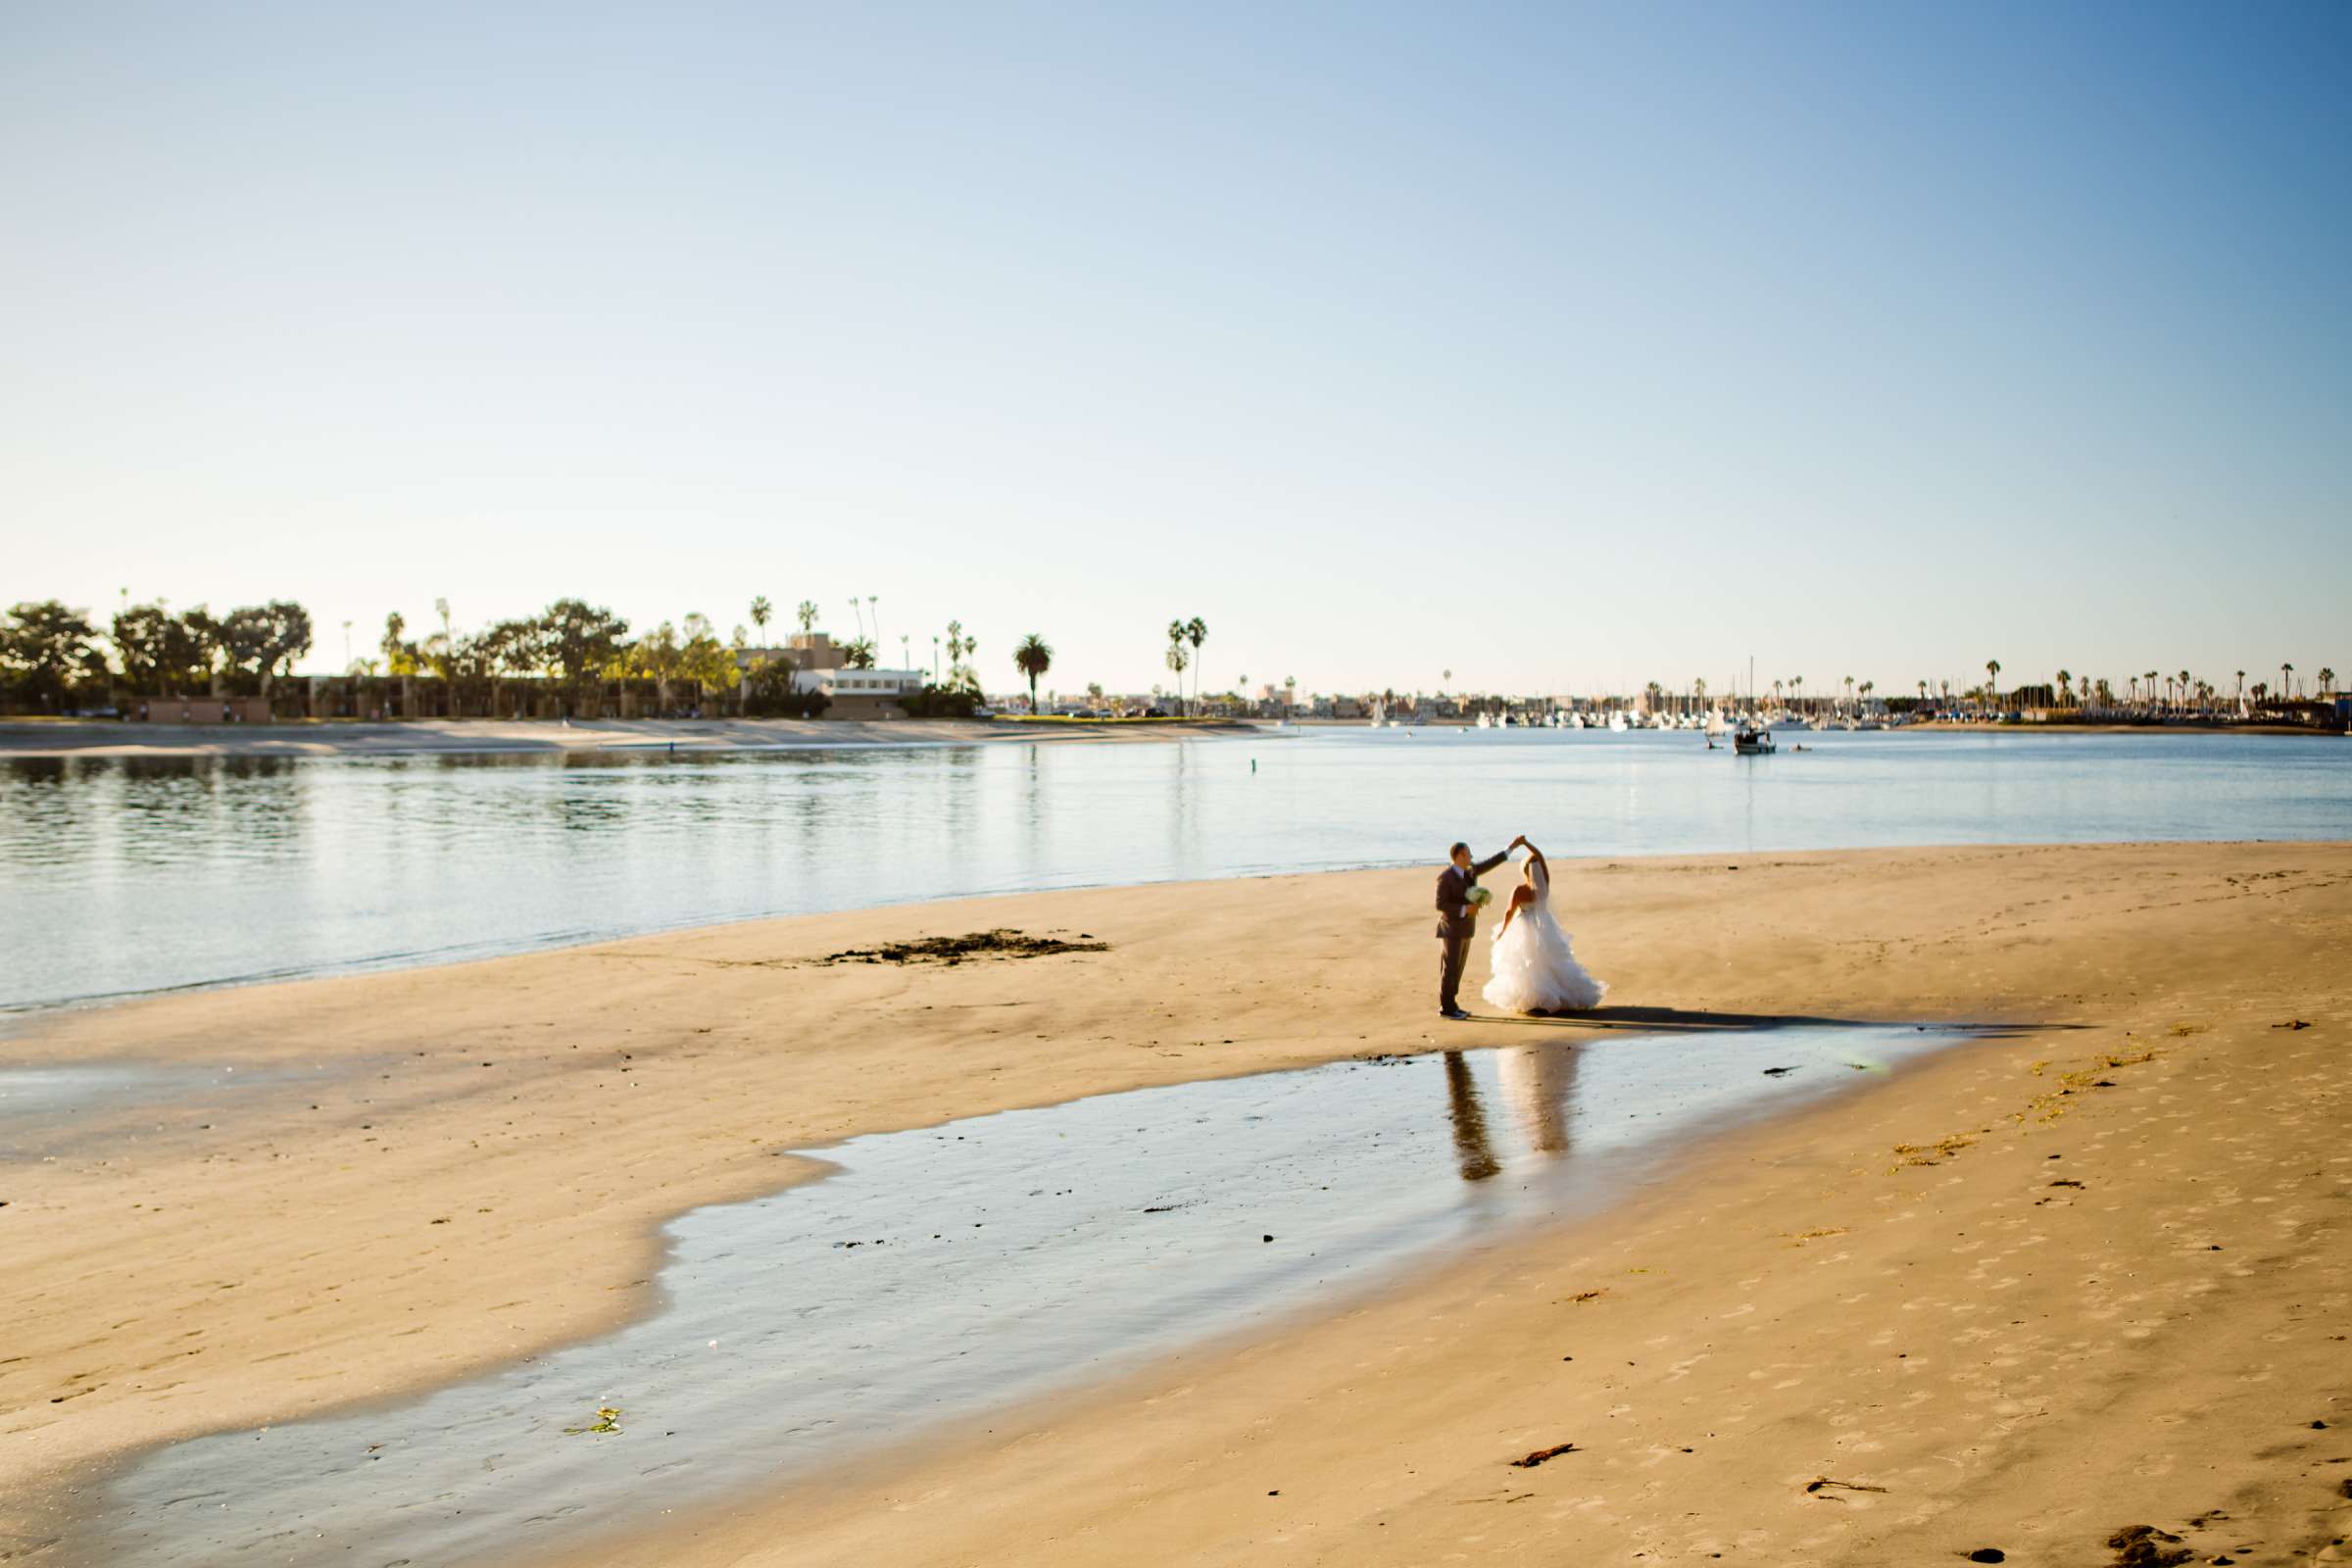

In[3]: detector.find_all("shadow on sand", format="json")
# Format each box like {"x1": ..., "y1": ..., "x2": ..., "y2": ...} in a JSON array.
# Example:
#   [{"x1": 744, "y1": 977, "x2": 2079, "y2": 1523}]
[{"x1": 1456, "y1": 1005, "x2": 2086, "y2": 1041}]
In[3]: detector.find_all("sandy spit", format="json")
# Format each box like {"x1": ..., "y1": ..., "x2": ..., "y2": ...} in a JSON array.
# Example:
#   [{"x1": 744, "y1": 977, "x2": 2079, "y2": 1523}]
[{"x1": 4, "y1": 842, "x2": 2348, "y2": 1564}]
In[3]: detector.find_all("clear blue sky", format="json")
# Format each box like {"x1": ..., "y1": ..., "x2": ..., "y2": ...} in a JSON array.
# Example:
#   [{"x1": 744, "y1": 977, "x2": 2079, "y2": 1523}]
[{"x1": 4, "y1": 1, "x2": 2345, "y2": 697}]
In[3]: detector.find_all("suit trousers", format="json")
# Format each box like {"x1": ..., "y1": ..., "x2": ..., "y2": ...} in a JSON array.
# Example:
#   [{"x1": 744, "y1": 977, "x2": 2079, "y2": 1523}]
[{"x1": 1438, "y1": 923, "x2": 1471, "y2": 1011}]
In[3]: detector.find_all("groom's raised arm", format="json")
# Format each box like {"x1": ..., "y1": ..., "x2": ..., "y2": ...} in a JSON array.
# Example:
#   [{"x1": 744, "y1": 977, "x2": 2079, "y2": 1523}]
[{"x1": 1472, "y1": 849, "x2": 1509, "y2": 877}]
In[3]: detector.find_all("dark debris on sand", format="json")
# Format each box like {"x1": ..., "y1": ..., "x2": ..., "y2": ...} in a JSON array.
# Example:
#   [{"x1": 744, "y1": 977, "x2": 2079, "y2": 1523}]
[
  {"x1": 818, "y1": 929, "x2": 1110, "y2": 967},
  {"x1": 1509, "y1": 1443, "x2": 1577, "y2": 1468},
  {"x1": 2105, "y1": 1525, "x2": 2193, "y2": 1568}
]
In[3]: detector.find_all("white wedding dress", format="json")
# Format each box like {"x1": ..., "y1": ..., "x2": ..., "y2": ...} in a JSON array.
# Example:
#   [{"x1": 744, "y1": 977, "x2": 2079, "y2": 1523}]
[{"x1": 1482, "y1": 858, "x2": 1606, "y2": 1014}]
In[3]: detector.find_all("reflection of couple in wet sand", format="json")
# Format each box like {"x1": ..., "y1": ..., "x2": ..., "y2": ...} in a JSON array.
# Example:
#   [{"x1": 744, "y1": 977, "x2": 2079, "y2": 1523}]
[
  {"x1": 1434, "y1": 835, "x2": 1608, "y2": 1020},
  {"x1": 1444, "y1": 1043, "x2": 1577, "y2": 1180}
]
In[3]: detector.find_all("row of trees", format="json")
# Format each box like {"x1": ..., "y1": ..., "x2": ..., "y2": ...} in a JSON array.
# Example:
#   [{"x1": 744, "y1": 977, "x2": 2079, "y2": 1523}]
[
  {"x1": 1, "y1": 588, "x2": 1003, "y2": 718},
  {"x1": 26, "y1": 590, "x2": 2334, "y2": 725},
  {"x1": 1983, "y1": 660, "x2": 2335, "y2": 716},
  {"x1": 1616, "y1": 662, "x2": 2339, "y2": 718},
  {"x1": 0, "y1": 596, "x2": 824, "y2": 718},
  {"x1": 368, "y1": 600, "x2": 840, "y2": 717},
  {"x1": 1, "y1": 598, "x2": 315, "y2": 711}
]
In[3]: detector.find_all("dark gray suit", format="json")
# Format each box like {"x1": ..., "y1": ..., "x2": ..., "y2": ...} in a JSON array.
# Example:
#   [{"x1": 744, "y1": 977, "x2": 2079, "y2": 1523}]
[{"x1": 1435, "y1": 850, "x2": 1507, "y2": 1012}]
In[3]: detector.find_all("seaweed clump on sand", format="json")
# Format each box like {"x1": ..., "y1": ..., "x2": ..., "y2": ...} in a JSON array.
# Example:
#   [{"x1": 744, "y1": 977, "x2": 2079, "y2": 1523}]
[
  {"x1": 2105, "y1": 1525, "x2": 2192, "y2": 1568},
  {"x1": 819, "y1": 929, "x2": 1109, "y2": 967}
]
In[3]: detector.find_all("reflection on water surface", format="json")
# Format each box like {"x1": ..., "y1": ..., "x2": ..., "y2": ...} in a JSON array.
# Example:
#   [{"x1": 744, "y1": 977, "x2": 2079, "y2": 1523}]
[{"x1": 77, "y1": 1024, "x2": 1941, "y2": 1567}]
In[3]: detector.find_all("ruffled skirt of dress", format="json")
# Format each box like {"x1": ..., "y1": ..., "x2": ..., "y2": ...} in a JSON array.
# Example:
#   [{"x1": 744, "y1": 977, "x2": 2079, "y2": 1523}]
[{"x1": 1481, "y1": 906, "x2": 1606, "y2": 1014}]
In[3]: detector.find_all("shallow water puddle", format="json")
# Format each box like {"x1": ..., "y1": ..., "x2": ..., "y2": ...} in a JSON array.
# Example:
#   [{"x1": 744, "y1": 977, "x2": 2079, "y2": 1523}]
[{"x1": 75, "y1": 1025, "x2": 1955, "y2": 1565}]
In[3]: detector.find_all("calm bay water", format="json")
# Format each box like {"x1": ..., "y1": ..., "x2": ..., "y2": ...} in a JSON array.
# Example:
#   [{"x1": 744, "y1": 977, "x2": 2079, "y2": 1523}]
[{"x1": 3, "y1": 727, "x2": 2344, "y2": 1014}]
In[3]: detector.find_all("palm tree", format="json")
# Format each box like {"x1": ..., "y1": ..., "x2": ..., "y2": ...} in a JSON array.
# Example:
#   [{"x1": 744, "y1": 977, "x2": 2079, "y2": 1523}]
[
  {"x1": 1165, "y1": 619, "x2": 1189, "y2": 715},
  {"x1": 750, "y1": 596, "x2": 771, "y2": 646},
  {"x1": 867, "y1": 594, "x2": 881, "y2": 652},
  {"x1": 2320, "y1": 666, "x2": 2337, "y2": 697},
  {"x1": 1842, "y1": 674, "x2": 1854, "y2": 713},
  {"x1": 1984, "y1": 660, "x2": 2000, "y2": 714},
  {"x1": 1184, "y1": 617, "x2": 1207, "y2": 712},
  {"x1": 2177, "y1": 670, "x2": 2190, "y2": 715},
  {"x1": 2235, "y1": 669, "x2": 2246, "y2": 709},
  {"x1": 1283, "y1": 675, "x2": 1296, "y2": 716},
  {"x1": 1012, "y1": 633, "x2": 1053, "y2": 715},
  {"x1": 2281, "y1": 662, "x2": 2295, "y2": 702},
  {"x1": 796, "y1": 600, "x2": 818, "y2": 635}
]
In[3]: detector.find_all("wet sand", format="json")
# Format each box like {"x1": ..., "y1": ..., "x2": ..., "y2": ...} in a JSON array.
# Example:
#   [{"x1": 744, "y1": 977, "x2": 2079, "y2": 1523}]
[
  {"x1": 0, "y1": 714, "x2": 1250, "y2": 760},
  {"x1": 5, "y1": 843, "x2": 2349, "y2": 1563}
]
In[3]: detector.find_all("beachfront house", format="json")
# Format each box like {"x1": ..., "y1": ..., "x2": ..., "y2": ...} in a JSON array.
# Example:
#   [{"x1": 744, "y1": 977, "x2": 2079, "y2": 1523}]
[{"x1": 736, "y1": 632, "x2": 925, "y2": 717}]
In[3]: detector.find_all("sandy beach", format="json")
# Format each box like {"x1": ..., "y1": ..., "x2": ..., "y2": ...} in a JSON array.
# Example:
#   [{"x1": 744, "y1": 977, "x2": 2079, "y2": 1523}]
[
  {"x1": 5, "y1": 842, "x2": 2348, "y2": 1564},
  {"x1": 0, "y1": 714, "x2": 1250, "y2": 760}
]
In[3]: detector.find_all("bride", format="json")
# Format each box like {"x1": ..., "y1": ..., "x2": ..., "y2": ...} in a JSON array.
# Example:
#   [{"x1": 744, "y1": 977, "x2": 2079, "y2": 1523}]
[{"x1": 1482, "y1": 836, "x2": 1607, "y2": 1015}]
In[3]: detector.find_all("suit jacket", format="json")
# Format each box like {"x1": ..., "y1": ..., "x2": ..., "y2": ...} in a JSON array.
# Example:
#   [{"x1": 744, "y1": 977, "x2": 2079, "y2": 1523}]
[{"x1": 1435, "y1": 851, "x2": 1508, "y2": 939}]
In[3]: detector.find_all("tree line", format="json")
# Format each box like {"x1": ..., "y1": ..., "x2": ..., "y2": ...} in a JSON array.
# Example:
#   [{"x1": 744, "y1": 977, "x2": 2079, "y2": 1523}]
[
  {"x1": 0, "y1": 595, "x2": 776, "y2": 716},
  {"x1": 0, "y1": 594, "x2": 984, "y2": 719},
  {"x1": 1, "y1": 598, "x2": 314, "y2": 711}
]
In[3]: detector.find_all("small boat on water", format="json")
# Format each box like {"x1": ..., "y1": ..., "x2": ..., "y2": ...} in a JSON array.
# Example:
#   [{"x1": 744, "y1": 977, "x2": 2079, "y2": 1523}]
[{"x1": 1733, "y1": 724, "x2": 1776, "y2": 755}]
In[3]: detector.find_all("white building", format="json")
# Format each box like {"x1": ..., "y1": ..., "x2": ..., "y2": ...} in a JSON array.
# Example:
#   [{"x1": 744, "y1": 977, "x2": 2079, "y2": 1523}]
[{"x1": 798, "y1": 666, "x2": 925, "y2": 701}]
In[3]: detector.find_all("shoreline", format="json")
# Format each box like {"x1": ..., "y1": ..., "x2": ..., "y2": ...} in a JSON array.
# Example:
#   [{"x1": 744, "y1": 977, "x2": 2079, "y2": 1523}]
[
  {"x1": 0, "y1": 714, "x2": 1259, "y2": 760},
  {"x1": 8, "y1": 844, "x2": 2350, "y2": 1562},
  {"x1": 555, "y1": 1026, "x2": 2010, "y2": 1568},
  {"x1": 1288, "y1": 715, "x2": 2344, "y2": 737},
  {"x1": 67, "y1": 1022, "x2": 1973, "y2": 1566},
  {"x1": 15, "y1": 833, "x2": 2347, "y2": 1026},
  {"x1": 627, "y1": 985, "x2": 2347, "y2": 1568},
  {"x1": 4, "y1": 714, "x2": 2339, "y2": 761},
  {"x1": 510, "y1": 1024, "x2": 1984, "y2": 1568}
]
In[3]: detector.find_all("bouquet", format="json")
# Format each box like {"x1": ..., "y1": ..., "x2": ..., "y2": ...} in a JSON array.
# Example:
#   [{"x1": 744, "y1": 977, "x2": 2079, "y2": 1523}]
[{"x1": 1464, "y1": 886, "x2": 1494, "y2": 908}]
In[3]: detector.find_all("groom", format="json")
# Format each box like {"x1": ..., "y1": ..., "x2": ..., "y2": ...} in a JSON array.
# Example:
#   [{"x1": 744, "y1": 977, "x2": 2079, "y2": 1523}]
[{"x1": 1435, "y1": 838, "x2": 1516, "y2": 1019}]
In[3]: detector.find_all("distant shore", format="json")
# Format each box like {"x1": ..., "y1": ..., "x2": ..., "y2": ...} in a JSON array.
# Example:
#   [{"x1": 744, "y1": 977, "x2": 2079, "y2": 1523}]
[
  {"x1": 1291, "y1": 715, "x2": 2342, "y2": 736},
  {"x1": 0, "y1": 714, "x2": 1256, "y2": 760},
  {"x1": 5, "y1": 714, "x2": 2337, "y2": 760}
]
